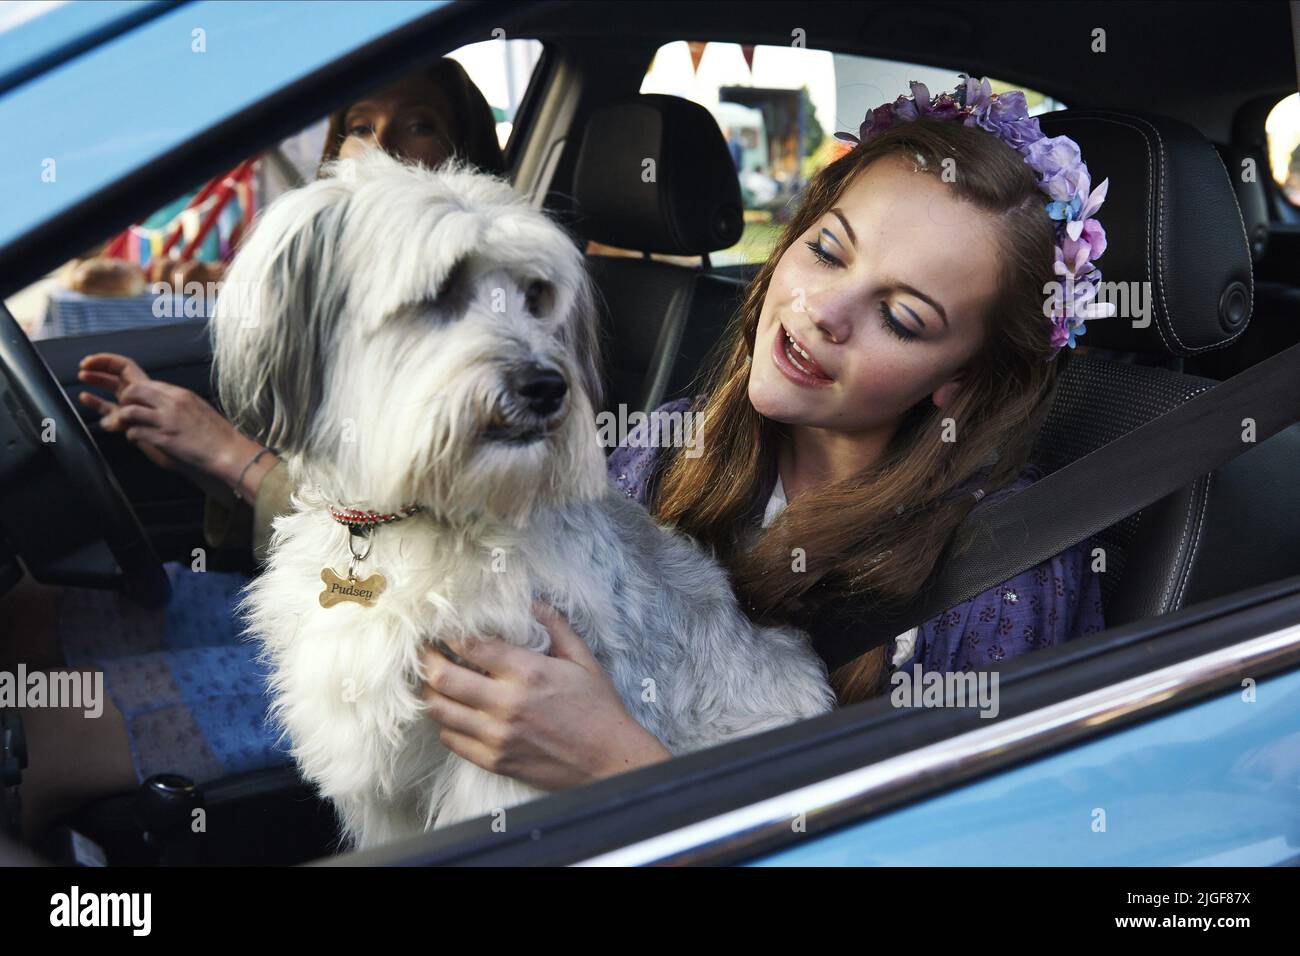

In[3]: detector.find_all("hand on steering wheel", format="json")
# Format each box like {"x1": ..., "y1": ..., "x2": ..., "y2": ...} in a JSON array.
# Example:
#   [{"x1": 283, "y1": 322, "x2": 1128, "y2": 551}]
[
  {"x1": 77, "y1": 352, "x2": 267, "y2": 499},
  {"x1": 77, "y1": 354, "x2": 178, "y2": 472}
]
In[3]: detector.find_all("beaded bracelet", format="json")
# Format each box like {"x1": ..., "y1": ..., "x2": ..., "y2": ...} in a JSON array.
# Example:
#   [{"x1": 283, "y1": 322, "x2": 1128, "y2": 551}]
[{"x1": 232, "y1": 447, "x2": 274, "y2": 503}]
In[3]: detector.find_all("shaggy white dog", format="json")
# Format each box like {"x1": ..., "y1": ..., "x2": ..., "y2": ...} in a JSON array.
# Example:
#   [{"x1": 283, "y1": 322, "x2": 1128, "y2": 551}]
[{"x1": 212, "y1": 149, "x2": 834, "y2": 850}]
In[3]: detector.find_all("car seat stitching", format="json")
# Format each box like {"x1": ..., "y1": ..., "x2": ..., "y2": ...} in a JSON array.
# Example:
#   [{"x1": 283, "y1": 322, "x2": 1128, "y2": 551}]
[
  {"x1": 1205, "y1": 139, "x2": 1253, "y2": 349},
  {"x1": 1173, "y1": 469, "x2": 1211, "y2": 610},
  {"x1": 1156, "y1": 381, "x2": 1214, "y2": 610},
  {"x1": 1081, "y1": 112, "x2": 1178, "y2": 354}
]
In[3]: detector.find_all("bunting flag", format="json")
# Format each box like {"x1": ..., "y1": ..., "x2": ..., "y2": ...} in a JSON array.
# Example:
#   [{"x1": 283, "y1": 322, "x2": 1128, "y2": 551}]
[
  {"x1": 98, "y1": 157, "x2": 260, "y2": 268},
  {"x1": 126, "y1": 225, "x2": 147, "y2": 265},
  {"x1": 688, "y1": 40, "x2": 707, "y2": 75},
  {"x1": 180, "y1": 206, "x2": 201, "y2": 246},
  {"x1": 217, "y1": 195, "x2": 242, "y2": 260},
  {"x1": 229, "y1": 167, "x2": 256, "y2": 253},
  {"x1": 741, "y1": 44, "x2": 755, "y2": 72}
]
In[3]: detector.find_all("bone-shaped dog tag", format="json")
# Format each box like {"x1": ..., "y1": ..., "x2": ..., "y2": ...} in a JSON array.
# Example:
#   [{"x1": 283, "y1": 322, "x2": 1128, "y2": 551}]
[{"x1": 319, "y1": 567, "x2": 386, "y2": 609}]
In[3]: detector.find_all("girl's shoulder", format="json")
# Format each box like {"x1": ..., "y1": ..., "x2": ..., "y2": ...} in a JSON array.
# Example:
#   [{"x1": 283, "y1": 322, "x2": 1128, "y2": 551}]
[
  {"x1": 900, "y1": 462, "x2": 1106, "y2": 673},
  {"x1": 606, "y1": 396, "x2": 697, "y2": 507}
]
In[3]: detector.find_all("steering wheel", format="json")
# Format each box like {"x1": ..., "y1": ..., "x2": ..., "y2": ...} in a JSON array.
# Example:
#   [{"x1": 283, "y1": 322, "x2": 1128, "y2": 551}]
[{"x1": 0, "y1": 303, "x2": 169, "y2": 607}]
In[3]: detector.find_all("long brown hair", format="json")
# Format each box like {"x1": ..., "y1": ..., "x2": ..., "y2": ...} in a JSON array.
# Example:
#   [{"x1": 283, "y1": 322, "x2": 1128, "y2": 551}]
[
  {"x1": 653, "y1": 119, "x2": 1061, "y2": 705},
  {"x1": 318, "y1": 57, "x2": 505, "y2": 175}
]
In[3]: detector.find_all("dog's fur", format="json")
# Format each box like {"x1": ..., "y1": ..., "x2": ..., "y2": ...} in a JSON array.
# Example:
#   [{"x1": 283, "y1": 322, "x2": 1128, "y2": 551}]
[{"x1": 212, "y1": 149, "x2": 834, "y2": 850}]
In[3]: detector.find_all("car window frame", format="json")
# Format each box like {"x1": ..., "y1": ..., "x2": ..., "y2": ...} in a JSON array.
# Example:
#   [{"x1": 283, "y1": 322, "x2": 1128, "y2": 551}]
[{"x1": 7, "y1": 3, "x2": 1299, "y2": 869}]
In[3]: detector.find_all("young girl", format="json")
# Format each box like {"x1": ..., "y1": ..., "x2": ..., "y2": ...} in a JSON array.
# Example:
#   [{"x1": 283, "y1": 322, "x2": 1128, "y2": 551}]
[{"x1": 414, "y1": 80, "x2": 1108, "y2": 791}]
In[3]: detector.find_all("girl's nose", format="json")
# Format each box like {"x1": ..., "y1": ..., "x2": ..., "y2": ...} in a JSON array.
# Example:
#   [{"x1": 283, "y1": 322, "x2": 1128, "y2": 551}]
[{"x1": 807, "y1": 300, "x2": 853, "y2": 346}]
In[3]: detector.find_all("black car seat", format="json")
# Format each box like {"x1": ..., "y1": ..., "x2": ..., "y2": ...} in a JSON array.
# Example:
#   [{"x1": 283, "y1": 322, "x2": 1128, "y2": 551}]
[
  {"x1": 1185, "y1": 142, "x2": 1300, "y2": 380},
  {"x1": 571, "y1": 94, "x2": 748, "y2": 419},
  {"x1": 1028, "y1": 109, "x2": 1300, "y2": 625}
]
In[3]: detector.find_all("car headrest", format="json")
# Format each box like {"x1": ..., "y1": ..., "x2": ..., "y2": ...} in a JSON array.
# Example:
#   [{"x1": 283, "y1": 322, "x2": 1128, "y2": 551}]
[
  {"x1": 1214, "y1": 142, "x2": 1271, "y2": 263},
  {"x1": 1037, "y1": 109, "x2": 1253, "y2": 356},
  {"x1": 573, "y1": 94, "x2": 743, "y2": 256}
]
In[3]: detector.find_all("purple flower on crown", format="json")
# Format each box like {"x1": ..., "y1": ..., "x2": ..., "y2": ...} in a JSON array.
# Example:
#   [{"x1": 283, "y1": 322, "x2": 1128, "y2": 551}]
[
  {"x1": 1059, "y1": 174, "x2": 1110, "y2": 240},
  {"x1": 1024, "y1": 135, "x2": 1089, "y2": 202},
  {"x1": 835, "y1": 103, "x2": 894, "y2": 146},
  {"x1": 894, "y1": 82, "x2": 962, "y2": 124},
  {"x1": 1049, "y1": 264, "x2": 1116, "y2": 349},
  {"x1": 1049, "y1": 318, "x2": 1073, "y2": 351},
  {"x1": 1060, "y1": 218, "x2": 1108, "y2": 273},
  {"x1": 957, "y1": 74, "x2": 994, "y2": 112},
  {"x1": 965, "y1": 89, "x2": 1044, "y2": 152},
  {"x1": 1047, "y1": 298, "x2": 1088, "y2": 351}
]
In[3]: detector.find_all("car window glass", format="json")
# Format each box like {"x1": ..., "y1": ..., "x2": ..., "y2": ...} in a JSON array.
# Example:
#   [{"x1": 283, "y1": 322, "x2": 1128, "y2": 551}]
[
  {"x1": 5, "y1": 36, "x2": 543, "y2": 342},
  {"x1": 633, "y1": 40, "x2": 1066, "y2": 267},
  {"x1": 1266, "y1": 92, "x2": 1300, "y2": 206}
]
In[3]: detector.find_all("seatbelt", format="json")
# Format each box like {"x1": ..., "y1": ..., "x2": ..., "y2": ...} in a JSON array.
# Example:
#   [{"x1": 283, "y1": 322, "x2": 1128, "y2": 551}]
[{"x1": 808, "y1": 337, "x2": 1300, "y2": 672}]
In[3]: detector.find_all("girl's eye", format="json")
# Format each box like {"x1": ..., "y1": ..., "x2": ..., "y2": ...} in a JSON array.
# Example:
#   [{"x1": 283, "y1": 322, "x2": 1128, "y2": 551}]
[
  {"x1": 803, "y1": 238, "x2": 841, "y2": 269},
  {"x1": 408, "y1": 122, "x2": 436, "y2": 135},
  {"x1": 879, "y1": 301, "x2": 919, "y2": 341},
  {"x1": 347, "y1": 123, "x2": 374, "y2": 137}
]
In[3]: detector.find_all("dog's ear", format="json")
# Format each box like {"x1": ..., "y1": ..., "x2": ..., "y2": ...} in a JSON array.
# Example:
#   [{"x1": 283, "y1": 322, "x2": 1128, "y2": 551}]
[
  {"x1": 563, "y1": 269, "x2": 607, "y2": 413},
  {"x1": 212, "y1": 180, "x2": 352, "y2": 456}
]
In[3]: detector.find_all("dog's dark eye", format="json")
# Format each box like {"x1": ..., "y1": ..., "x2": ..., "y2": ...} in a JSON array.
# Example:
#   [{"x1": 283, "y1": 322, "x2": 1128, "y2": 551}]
[{"x1": 524, "y1": 280, "x2": 555, "y2": 318}]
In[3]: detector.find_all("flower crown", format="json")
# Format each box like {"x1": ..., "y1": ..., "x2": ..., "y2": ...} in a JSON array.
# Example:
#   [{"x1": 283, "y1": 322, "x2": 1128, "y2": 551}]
[{"x1": 835, "y1": 75, "x2": 1115, "y2": 355}]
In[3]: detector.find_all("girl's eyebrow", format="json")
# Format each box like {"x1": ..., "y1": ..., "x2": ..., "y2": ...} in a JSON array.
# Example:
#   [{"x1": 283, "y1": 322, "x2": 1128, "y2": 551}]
[{"x1": 830, "y1": 208, "x2": 857, "y2": 247}]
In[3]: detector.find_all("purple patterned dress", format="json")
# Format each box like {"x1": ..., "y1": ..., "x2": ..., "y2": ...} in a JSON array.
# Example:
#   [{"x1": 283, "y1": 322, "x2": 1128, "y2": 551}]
[{"x1": 606, "y1": 397, "x2": 1106, "y2": 677}]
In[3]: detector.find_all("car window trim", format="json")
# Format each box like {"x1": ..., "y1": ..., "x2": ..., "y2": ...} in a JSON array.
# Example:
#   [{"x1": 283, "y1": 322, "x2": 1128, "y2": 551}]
[
  {"x1": 501, "y1": 41, "x2": 554, "y2": 175},
  {"x1": 579, "y1": 621, "x2": 1300, "y2": 866},
  {"x1": 0, "y1": 0, "x2": 178, "y2": 97}
]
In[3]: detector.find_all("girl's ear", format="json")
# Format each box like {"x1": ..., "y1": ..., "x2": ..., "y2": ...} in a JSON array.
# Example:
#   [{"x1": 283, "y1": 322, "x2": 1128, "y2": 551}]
[{"x1": 931, "y1": 370, "x2": 966, "y2": 410}]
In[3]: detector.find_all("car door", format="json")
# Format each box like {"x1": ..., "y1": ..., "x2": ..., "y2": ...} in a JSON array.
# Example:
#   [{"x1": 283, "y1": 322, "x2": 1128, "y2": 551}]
[{"x1": 323, "y1": 572, "x2": 1300, "y2": 866}]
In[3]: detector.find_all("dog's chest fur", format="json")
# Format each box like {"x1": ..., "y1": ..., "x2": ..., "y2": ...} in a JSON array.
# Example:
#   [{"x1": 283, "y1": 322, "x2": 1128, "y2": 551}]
[
  {"x1": 242, "y1": 486, "x2": 832, "y2": 845},
  {"x1": 242, "y1": 491, "x2": 690, "y2": 827}
]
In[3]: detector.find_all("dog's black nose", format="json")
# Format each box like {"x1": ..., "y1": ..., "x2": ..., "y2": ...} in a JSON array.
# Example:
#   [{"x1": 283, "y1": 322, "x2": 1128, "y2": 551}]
[{"x1": 511, "y1": 363, "x2": 568, "y2": 416}]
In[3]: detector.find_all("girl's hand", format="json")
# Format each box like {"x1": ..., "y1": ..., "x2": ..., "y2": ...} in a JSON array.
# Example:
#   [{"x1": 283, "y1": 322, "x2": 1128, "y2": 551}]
[
  {"x1": 420, "y1": 600, "x2": 672, "y2": 792},
  {"x1": 77, "y1": 352, "x2": 272, "y2": 499}
]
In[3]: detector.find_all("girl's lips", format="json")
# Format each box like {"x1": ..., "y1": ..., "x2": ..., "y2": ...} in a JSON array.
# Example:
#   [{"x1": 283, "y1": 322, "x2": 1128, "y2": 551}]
[{"x1": 772, "y1": 323, "x2": 835, "y2": 387}]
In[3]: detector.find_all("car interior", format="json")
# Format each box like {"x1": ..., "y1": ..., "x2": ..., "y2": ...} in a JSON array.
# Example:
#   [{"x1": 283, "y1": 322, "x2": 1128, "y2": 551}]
[{"x1": 2, "y1": 0, "x2": 1299, "y2": 865}]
